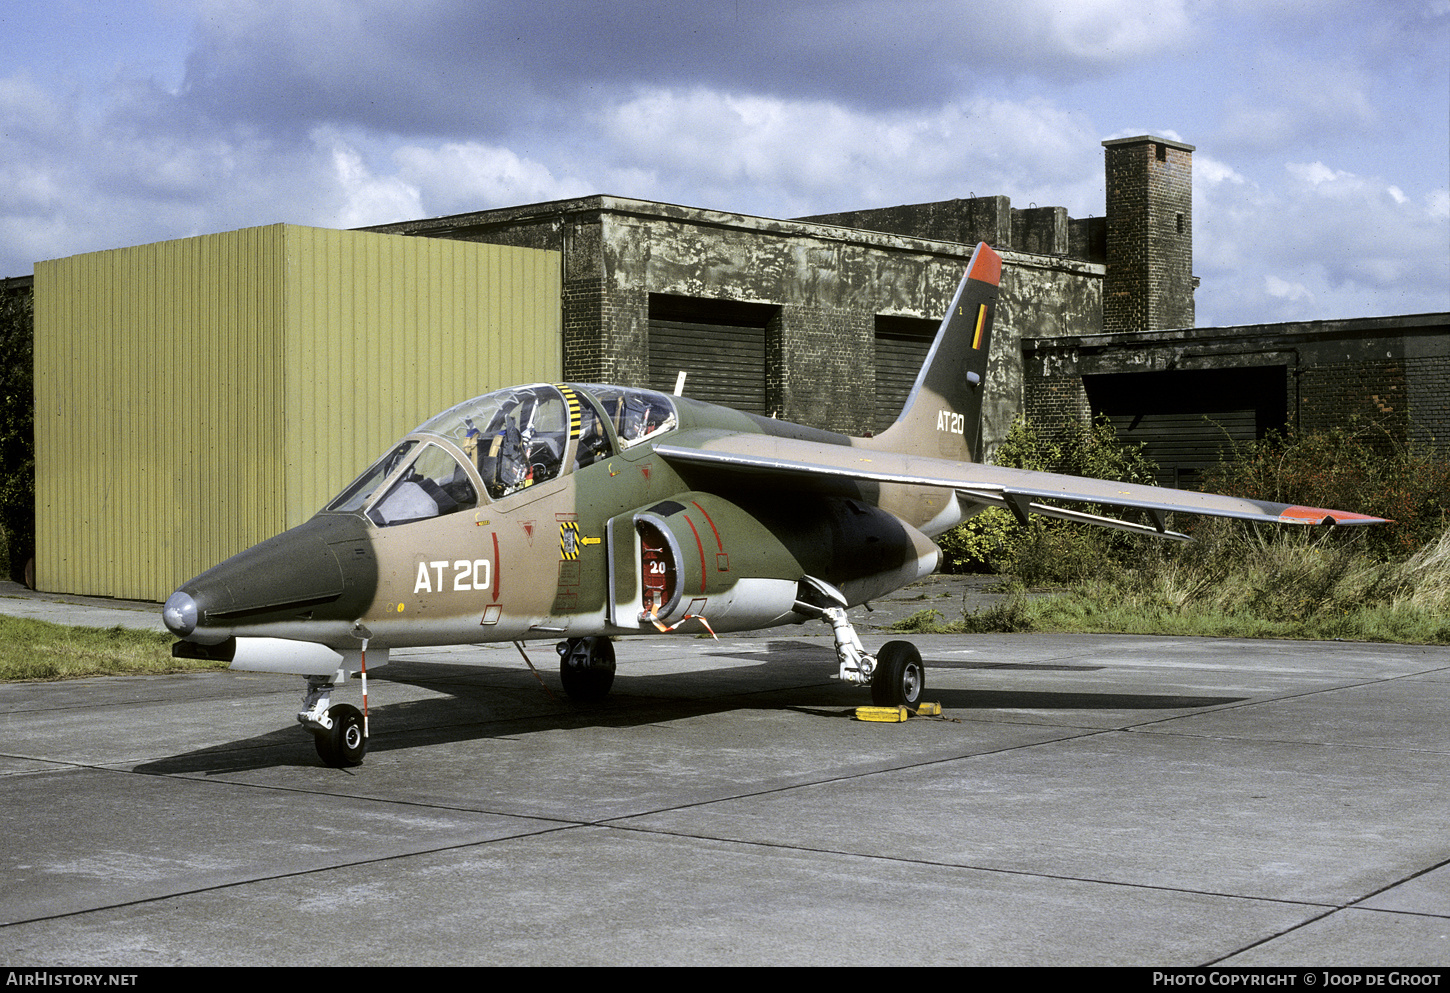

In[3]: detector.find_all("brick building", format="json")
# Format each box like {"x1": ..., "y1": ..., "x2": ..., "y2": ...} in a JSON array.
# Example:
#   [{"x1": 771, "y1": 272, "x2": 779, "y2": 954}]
[
  {"x1": 1024, "y1": 313, "x2": 1450, "y2": 487},
  {"x1": 367, "y1": 192, "x2": 1108, "y2": 453},
  {"x1": 369, "y1": 132, "x2": 1446, "y2": 477}
]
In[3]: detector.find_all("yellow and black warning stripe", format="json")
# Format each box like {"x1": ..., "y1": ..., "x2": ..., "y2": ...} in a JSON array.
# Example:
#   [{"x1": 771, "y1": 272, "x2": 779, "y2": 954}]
[
  {"x1": 557, "y1": 384, "x2": 582, "y2": 439},
  {"x1": 560, "y1": 520, "x2": 581, "y2": 560}
]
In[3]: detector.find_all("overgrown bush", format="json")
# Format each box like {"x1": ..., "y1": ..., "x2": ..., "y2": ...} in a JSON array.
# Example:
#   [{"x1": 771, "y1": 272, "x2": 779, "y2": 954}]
[
  {"x1": 938, "y1": 414, "x2": 1158, "y2": 579},
  {"x1": 1197, "y1": 427, "x2": 1448, "y2": 560},
  {"x1": 940, "y1": 417, "x2": 1448, "y2": 580},
  {"x1": 0, "y1": 282, "x2": 34, "y2": 583},
  {"x1": 946, "y1": 522, "x2": 1450, "y2": 644}
]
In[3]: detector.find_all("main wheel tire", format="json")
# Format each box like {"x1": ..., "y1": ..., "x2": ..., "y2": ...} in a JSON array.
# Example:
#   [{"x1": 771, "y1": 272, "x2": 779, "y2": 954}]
[
  {"x1": 559, "y1": 636, "x2": 616, "y2": 701},
  {"x1": 871, "y1": 641, "x2": 925, "y2": 708},
  {"x1": 314, "y1": 703, "x2": 367, "y2": 768}
]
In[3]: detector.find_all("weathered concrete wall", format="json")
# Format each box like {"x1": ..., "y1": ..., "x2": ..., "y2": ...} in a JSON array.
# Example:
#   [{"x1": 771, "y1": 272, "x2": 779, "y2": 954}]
[
  {"x1": 598, "y1": 206, "x2": 973, "y2": 436},
  {"x1": 1024, "y1": 314, "x2": 1450, "y2": 454},
  {"x1": 371, "y1": 196, "x2": 1106, "y2": 451},
  {"x1": 991, "y1": 253, "x2": 1104, "y2": 452},
  {"x1": 800, "y1": 196, "x2": 1106, "y2": 264},
  {"x1": 597, "y1": 206, "x2": 1103, "y2": 446},
  {"x1": 800, "y1": 196, "x2": 1013, "y2": 251}
]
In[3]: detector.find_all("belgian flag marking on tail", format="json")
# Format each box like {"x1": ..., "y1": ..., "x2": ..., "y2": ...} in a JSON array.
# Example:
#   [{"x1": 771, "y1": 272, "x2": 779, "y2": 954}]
[{"x1": 971, "y1": 304, "x2": 988, "y2": 350}]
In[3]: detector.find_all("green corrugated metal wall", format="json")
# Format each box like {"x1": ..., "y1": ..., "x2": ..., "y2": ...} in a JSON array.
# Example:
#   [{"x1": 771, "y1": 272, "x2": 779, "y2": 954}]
[{"x1": 35, "y1": 224, "x2": 561, "y2": 601}]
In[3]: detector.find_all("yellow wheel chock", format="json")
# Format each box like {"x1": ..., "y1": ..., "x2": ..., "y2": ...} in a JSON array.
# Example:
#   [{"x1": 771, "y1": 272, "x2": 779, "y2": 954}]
[{"x1": 854, "y1": 702, "x2": 943, "y2": 722}]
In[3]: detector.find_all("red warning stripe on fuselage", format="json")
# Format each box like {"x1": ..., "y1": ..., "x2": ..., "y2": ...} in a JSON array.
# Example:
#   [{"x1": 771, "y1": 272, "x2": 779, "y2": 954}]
[{"x1": 682, "y1": 514, "x2": 708, "y2": 594}]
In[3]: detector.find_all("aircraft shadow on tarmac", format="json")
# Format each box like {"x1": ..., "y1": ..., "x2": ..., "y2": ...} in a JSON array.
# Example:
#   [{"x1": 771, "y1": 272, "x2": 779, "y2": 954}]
[{"x1": 132, "y1": 640, "x2": 1245, "y2": 776}]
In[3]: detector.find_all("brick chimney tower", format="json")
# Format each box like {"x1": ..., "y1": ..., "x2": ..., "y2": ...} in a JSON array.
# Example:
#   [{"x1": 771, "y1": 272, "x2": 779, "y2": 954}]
[{"x1": 1102, "y1": 135, "x2": 1195, "y2": 332}]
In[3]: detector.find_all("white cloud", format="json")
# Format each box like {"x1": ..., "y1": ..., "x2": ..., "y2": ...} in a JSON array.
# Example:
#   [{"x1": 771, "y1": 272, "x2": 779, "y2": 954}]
[
  {"x1": 1195, "y1": 155, "x2": 1247, "y2": 188},
  {"x1": 599, "y1": 88, "x2": 1101, "y2": 218},
  {"x1": 319, "y1": 131, "x2": 422, "y2": 228},
  {"x1": 1029, "y1": 0, "x2": 1193, "y2": 62},
  {"x1": 1264, "y1": 274, "x2": 1313, "y2": 303},
  {"x1": 1287, "y1": 161, "x2": 1353, "y2": 187},
  {"x1": 391, "y1": 143, "x2": 592, "y2": 216},
  {"x1": 1194, "y1": 156, "x2": 1449, "y2": 325}
]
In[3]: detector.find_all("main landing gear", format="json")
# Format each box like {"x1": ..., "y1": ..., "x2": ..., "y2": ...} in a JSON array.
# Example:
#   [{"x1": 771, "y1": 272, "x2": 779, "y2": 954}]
[
  {"x1": 869, "y1": 640, "x2": 926, "y2": 708},
  {"x1": 301, "y1": 676, "x2": 367, "y2": 768},
  {"x1": 557, "y1": 636, "x2": 616, "y2": 701},
  {"x1": 825, "y1": 607, "x2": 926, "y2": 708},
  {"x1": 795, "y1": 578, "x2": 926, "y2": 708}
]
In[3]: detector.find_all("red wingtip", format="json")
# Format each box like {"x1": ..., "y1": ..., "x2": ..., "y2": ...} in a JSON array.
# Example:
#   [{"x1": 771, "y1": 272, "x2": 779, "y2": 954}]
[
  {"x1": 967, "y1": 243, "x2": 1001, "y2": 287},
  {"x1": 1277, "y1": 506, "x2": 1391, "y2": 525}
]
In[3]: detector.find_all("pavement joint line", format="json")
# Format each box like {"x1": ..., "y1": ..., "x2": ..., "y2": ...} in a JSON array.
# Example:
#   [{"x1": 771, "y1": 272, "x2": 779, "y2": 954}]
[
  {"x1": 1206, "y1": 904, "x2": 1344, "y2": 966},
  {"x1": 574, "y1": 726, "x2": 1125, "y2": 825},
  {"x1": 1203, "y1": 862, "x2": 1450, "y2": 967},
  {"x1": 593, "y1": 819, "x2": 1356, "y2": 912},
  {"x1": 1097, "y1": 665, "x2": 1450, "y2": 737},
  {"x1": 1121, "y1": 726, "x2": 1450, "y2": 755},
  {"x1": 0, "y1": 821, "x2": 590, "y2": 931},
  {"x1": 1339, "y1": 854, "x2": 1450, "y2": 915}
]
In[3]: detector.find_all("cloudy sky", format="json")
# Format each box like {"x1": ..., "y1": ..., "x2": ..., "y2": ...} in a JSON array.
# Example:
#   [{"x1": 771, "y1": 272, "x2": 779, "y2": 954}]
[{"x1": 1, "y1": 0, "x2": 1445, "y2": 326}]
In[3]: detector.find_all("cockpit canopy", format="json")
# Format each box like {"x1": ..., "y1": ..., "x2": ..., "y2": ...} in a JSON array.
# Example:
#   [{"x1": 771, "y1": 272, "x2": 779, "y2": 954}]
[{"x1": 323, "y1": 383, "x2": 678, "y2": 526}]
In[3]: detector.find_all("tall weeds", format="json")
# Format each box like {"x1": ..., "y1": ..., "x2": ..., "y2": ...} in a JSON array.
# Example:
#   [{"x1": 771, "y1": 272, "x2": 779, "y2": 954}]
[{"x1": 942, "y1": 418, "x2": 1450, "y2": 644}]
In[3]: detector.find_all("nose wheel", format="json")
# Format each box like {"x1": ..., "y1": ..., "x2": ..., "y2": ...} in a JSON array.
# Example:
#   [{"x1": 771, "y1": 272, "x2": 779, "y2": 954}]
[{"x1": 311, "y1": 703, "x2": 367, "y2": 768}]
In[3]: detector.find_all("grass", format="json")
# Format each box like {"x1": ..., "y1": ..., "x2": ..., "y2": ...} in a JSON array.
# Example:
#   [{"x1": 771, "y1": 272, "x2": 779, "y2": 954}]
[
  {"x1": 892, "y1": 524, "x2": 1450, "y2": 645},
  {"x1": 0, "y1": 616, "x2": 226, "y2": 681}
]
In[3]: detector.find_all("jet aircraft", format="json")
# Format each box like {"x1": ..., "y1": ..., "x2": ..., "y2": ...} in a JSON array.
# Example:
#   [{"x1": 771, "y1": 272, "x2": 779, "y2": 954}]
[{"x1": 163, "y1": 243, "x2": 1386, "y2": 766}]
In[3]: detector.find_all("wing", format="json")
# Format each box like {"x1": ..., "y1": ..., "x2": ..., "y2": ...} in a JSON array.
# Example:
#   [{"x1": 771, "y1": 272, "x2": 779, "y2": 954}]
[{"x1": 654, "y1": 433, "x2": 1388, "y2": 539}]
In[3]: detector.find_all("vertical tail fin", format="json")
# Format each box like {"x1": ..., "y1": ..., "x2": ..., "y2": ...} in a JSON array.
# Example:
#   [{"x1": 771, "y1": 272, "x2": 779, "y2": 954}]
[{"x1": 866, "y1": 242, "x2": 1000, "y2": 462}]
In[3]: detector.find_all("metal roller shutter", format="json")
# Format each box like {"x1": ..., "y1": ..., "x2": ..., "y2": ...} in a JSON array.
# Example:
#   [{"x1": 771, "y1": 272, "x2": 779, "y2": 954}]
[
  {"x1": 648, "y1": 296, "x2": 773, "y2": 415},
  {"x1": 874, "y1": 316, "x2": 938, "y2": 433},
  {"x1": 1109, "y1": 410, "x2": 1258, "y2": 489},
  {"x1": 1085, "y1": 367, "x2": 1288, "y2": 489}
]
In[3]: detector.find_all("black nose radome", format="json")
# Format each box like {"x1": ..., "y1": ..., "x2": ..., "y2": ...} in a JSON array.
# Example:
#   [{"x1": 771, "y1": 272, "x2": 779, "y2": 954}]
[{"x1": 163, "y1": 513, "x2": 377, "y2": 644}]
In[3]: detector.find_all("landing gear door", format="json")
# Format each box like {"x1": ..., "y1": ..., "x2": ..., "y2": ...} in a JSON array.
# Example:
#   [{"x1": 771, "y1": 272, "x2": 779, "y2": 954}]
[{"x1": 606, "y1": 514, "x2": 641, "y2": 628}]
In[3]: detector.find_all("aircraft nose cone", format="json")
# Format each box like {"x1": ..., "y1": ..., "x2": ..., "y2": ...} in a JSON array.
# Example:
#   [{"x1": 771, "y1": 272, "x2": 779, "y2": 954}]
[{"x1": 162, "y1": 591, "x2": 198, "y2": 637}]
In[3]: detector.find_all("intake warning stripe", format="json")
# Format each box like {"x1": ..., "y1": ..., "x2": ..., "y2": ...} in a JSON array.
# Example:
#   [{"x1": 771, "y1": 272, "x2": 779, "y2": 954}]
[{"x1": 691, "y1": 499, "x2": 723, "y2": 551}]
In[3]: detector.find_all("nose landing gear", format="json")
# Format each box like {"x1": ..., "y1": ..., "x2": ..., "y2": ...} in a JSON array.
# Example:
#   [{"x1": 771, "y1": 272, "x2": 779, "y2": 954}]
[
  {"x1": 313, "y1": 703, "x2": 367, "y2": 767},
  {"x1": 301, "y1": 677, "x2": 367, "y2": 767}
]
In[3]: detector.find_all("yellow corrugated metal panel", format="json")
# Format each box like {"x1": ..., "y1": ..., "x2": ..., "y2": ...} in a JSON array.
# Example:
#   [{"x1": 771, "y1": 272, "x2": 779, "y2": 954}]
[
  {"x1": 35, "y1": 224, "x2": 560, "y2": 601},
  {"x1": 279, "y1": 226, "x2": 561, "y2": 529},
  {"x1": 36, "y1": 227, "x2": 289, "y2": 600}
]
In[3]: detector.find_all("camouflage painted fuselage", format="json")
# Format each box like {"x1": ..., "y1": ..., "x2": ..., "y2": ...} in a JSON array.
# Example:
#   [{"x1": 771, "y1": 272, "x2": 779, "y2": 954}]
[{"x1": 171, "y1": 386, "x2": 945, "y2": 652}]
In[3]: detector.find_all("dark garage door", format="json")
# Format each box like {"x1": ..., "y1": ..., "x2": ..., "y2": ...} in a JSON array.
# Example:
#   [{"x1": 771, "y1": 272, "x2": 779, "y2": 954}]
[{"x1": 1085, "y1": 366, "x2": 1288, "y2": 489}]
